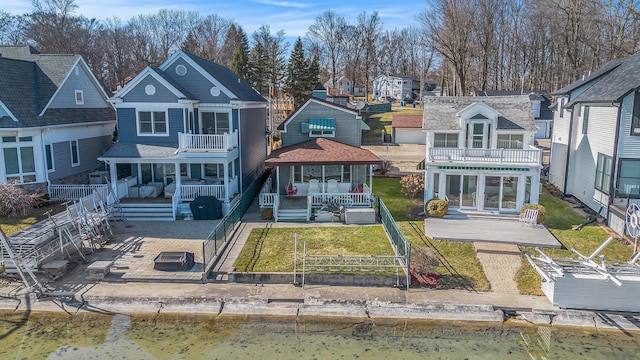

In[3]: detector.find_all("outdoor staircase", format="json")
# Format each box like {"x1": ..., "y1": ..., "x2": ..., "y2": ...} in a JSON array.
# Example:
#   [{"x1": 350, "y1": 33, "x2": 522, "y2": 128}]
[
  {"x1": 277, "y1": 208, "x2": 309, "y2": 222},
  {"x1": 444, "y1": 210, "x2": 519, "y2": 221},
  {"x1": 118, "y1": 203, "x2": 174, "y2": 221}
]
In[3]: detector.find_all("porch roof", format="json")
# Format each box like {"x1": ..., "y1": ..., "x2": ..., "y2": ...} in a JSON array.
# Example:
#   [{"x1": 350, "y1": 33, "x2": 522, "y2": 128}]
[
  {"x1": 99, "y1": 142, "x2": 179, "y2": 161},
  {"x1": 264, "y1": 138, "x2": 383, "y2": 167}
]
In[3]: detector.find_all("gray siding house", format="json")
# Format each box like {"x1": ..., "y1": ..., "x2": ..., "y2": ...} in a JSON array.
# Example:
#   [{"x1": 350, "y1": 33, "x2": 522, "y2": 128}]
[
  {"x1": 100, "y1": 50, "x2": 267, "y2": 218},
  {"x1": 0, "y1": 45, "x2": 115, "y2": 188},
  {"x1": 259, "y1": 90, "x2": 381, "y2": 222},
  {"x1": 549, "y1": 53, "x2": 640, "y2": 236}
]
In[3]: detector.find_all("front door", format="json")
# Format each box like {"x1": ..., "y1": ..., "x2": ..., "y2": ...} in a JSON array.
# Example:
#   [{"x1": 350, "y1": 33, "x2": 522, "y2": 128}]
[{"x1": 461, "y1": 175, "x2": 477, "y2": 208}]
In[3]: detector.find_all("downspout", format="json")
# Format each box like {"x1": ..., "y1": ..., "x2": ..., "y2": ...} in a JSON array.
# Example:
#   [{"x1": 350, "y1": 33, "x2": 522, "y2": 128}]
[
  {"x1": 562, "y1": 104, "x2": 574, "y2": 194},
  {"x1": 41, "y1": 128, "x2": 50, "y2": 187},
  {"x1": 608, "y1": 101, "x2": 623, "y2": 219}
]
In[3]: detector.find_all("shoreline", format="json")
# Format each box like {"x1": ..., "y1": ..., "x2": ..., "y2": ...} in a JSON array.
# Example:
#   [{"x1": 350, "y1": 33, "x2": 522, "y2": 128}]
[{"x1": 1, "y1": 281, "x2": 639, "y2": 333}]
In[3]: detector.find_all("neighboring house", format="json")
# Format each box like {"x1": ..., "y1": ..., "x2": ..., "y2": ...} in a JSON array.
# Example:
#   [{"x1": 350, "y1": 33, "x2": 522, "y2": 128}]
[
  {"x1": 0, "y1": 45, "x2": 115, "y2": 188},
  {"x1": 100, "y1": 50, "x2": 267, "y2": 219},
  {"x1": 392, "y1": 114, "x2": 425, "y2": 144},
  {"x1": 549, "y1": 53, "x2": 640, "y2": 236},
  {"x1": 259, "y1": 86, "x2": 382, "y2": 222},
  {"x1": 326, "y1": 88, "x2": 351, "y2": 107},
  {"x1": 423, "y1": 96, "x2": 542, "y2": 213},
  {"x1": 474, "y1": 90, "x2": 554, "y2": 138},
  {"x1": 323, "y1": 76, "x2": 352, "y2": 95},
  {"x1": 373, "y1": 74, "x2": 420, "y2": 101}
]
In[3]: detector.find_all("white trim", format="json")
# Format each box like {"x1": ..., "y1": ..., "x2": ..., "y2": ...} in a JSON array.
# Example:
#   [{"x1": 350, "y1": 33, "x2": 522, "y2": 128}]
[
  {"x1": 70, "y1": 139, "x2": 80, "y2": 167},
  {"x1": 111, "y1": 67, "x2": 187, "y2": 100},
  {"x1": 0, "y1": 100, "x2": 19, "y2": 122},
  {"x1": 281, "y1": 98, "x2": 357, "y2": 133},
  {"x1": 75, "y1": 90, "x2": 84, "y2": 105},
  {"x1": 136, "y1": 109, "x2": 169, "y2": 137},
  {"x1": 45, "y1": 143, "x2": 55, "y2": 173},
  {"x1": 159, "y1": 51, "x2": 237, "y2": 99},
  {"x1": 0, "y1": 120, "x2": 114, "y2": 131}
]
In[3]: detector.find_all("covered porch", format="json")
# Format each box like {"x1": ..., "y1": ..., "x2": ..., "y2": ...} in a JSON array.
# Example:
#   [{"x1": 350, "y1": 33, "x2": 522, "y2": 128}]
[{"x1": 259, "y1": 138, "x2": 383, "y2": 222}]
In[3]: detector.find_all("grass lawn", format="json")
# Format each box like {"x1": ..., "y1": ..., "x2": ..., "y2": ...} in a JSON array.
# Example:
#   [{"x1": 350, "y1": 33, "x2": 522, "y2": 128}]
[
  {"x1": 0, "y1": 203, "x2": 67, "y2": 237},
  {"x1": 373, "y1": 177, "x2": 490, "y2": 291},
  {"x1": 234, "y1": 226, "x2": 394, "y2": 273},
  {"x1": 516, "y1": 189, "x2": 634, "y2": 295},
  {"x1": 363, "y1": 108, "x2": 423, "y2": 140}
]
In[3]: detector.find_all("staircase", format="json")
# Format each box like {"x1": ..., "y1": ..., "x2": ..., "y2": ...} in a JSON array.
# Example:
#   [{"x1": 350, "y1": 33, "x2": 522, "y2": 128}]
[
  {"x1": 118, "y1": 203, "x2": 174, "y2": 221},
  {"x1": 444, "y1": 210, "x2": 519, "y2": 221},
  {"x1": 277, "y1": 208, "x2": 309, "y2": 222}
]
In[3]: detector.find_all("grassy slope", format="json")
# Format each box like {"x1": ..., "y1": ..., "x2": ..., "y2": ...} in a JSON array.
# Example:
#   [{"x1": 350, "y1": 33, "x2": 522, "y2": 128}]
[{"x1": 0, "y1": 203, "x2": 67, "y2": 237}]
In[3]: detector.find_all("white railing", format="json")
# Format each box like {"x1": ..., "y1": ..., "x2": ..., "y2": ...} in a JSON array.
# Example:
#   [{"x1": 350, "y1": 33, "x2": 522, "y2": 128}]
[
  {"x1": 259, "y1": 177, "x2": 276, "y2": 207},
  {"x1": 309, "y1": 192, "x2": 373, "y2": 207},
  {"x1": 49, "y1": 184, "x2": 108, "y2": 202},
  {"x1": 273, "y1": 195, "x2": 279, "y2": 222},
  {"x1": 180, "y1": 184, "x2": 226, "y2": 201},
  {"x1": 178, "y1": 131, "x2": 238, "y2": 151},
  {"x1": 428, "y1": 146, "x2": 541, "y2": 164},
  {"x1": 171, "y1": 186, "x2": 181, "y2": 220}
]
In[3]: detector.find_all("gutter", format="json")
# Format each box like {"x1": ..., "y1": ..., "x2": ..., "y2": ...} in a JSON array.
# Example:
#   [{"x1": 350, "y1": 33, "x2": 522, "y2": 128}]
[
  {"x1": 608, "y1": 102, "x2": 623, "y2": 214},
  {"x1": 562, "y1": 106, "x2": 574, "y2": 193}
]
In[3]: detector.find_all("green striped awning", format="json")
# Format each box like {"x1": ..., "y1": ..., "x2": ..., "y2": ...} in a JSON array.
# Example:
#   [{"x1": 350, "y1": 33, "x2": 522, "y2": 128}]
[{"x1": 309, "y1": 118, "x2": 336, "y2": 130}]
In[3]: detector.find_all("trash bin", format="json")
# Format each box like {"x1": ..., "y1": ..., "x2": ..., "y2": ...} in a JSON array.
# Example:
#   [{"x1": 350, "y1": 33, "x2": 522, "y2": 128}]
[{"x1": 400, "y1": 101, "x2": 405, "y2": 106}]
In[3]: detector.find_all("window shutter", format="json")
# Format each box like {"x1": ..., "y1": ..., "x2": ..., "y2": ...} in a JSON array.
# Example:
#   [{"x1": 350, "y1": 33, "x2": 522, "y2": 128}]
[{"x1": 301, "y1": 122, "x2": 309, "y2": 133}]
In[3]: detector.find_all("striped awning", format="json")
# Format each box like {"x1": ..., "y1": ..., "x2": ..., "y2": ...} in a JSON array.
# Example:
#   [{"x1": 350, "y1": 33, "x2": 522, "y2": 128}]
[{"x1": 309, "y1": 118, "x2": 335, "y2": 130}]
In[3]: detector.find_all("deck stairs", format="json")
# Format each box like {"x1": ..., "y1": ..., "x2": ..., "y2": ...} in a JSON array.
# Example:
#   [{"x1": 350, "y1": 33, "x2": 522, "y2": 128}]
[
  {"x1": 118, "y1": 203, "x2": 174, "y2": 221},
  {"x1": 444, "y1": 210, "x2": 519, "y2": 221},
  {"x1": 277, "y1": 208, "x2": 309, "y2": 222}
]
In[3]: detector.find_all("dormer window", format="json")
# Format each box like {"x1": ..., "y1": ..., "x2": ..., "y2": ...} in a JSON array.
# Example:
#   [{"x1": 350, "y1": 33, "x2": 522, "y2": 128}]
[
  {"x1": 466, "y1": 121, "x2": 491, "y2": 149},
  {"x1": 75, "y1": 90, "x2": 84, "y2": 105}
]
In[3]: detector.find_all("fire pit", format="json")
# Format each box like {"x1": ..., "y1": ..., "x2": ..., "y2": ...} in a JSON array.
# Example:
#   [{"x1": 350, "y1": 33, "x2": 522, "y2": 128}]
[{"x1": 153, "y1": 252, "x2": 195, "y2": 271}]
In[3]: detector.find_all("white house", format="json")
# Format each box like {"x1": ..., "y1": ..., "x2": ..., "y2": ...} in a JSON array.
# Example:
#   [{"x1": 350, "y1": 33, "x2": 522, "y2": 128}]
[
  {"x1": 423, "y1": 96, "x2": 542, "y2": 213},
  {"x1": 373, "y1": 74, "x2": 420, "y2": 101},
  {"x1": 549, "y1": 53, "x2": 640, "y2": 236}
]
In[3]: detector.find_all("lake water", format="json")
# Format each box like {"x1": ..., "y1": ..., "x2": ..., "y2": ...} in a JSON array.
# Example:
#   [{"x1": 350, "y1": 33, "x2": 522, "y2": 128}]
[{"x1": 1, "y1": 311, "x2": 639, "y2": 359}]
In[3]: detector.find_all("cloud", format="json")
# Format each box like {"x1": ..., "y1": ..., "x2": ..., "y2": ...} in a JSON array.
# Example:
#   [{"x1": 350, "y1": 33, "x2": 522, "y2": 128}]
[{"x1": 250, "y1": 0, "x2": 311, "y2": 8}]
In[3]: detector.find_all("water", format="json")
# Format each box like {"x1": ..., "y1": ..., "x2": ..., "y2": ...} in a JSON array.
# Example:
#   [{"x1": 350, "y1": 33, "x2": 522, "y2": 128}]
[{"x1": 1, "y1": 311, "x2": 639, "y2": 359}]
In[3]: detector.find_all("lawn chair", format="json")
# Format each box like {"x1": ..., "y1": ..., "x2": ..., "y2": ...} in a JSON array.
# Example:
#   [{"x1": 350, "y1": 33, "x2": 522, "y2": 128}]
[
  {"x1": 308, "y1": 179, "x2": 320, "y2": 193},
  {"x1": 327, "y1": 179, "x2": 339, "y2": 193},
  {"x1": 519, "y1": 208, "x2": 538, "y2": 227},
  {"x1": 285, "y1": 182, "x2": 297, "y2": 196}
]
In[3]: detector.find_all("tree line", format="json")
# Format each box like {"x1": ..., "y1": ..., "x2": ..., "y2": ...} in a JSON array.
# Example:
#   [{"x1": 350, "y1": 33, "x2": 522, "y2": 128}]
[{"x1": 1, "y1": 0, "x2": 639, "y2": 102}]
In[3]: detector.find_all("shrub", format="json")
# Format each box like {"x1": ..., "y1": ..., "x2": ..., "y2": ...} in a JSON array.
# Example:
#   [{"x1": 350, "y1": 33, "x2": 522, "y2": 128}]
[
  {"x1": 400, "y1": 174, "x2": 424, "y2": 198},
  {"x1": 520, "y1": 203, "x2": 546, "y2": 224},
  {"x1": 376, "y1": 158, "x2": 393, "y2": 175},
  {"x1": 0, "y1": 184, "x2": 36, "y2": 217},
  {"x1": 425, "y1": 198, "x2": 448, "y2": 217},
  {"x1": 411, "y1": 246, "x2": 440, "y2": 275}
]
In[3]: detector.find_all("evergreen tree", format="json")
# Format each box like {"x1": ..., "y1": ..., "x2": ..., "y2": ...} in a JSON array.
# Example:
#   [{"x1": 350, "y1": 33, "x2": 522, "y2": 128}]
[
  {"x1": 220, "y1": 24, "x2": 246, "y2": 67},
  {"x1": 230, "y1": 31, "x2": 250, "y2": 80},
  {"x1": 247, "y1": 42, "x2": 268, "y2": 94},
  {"x1": 181, "y1": 31, "x2": 198, "y2": 54},
  {"x1": 285, "y1": 37, "x2": 310, "y2": 107}
]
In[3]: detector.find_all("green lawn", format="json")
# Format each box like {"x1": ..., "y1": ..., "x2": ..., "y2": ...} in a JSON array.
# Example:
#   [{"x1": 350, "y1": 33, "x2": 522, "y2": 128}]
[
  {"x1": 0, "y1": 203, "x2": 67, "y2": 237},
  {"x1": 516, "y1": 189, "x2": 634, "y2": 295},
  {"x1": 373, "y1": 177, "x2": 490, "y2": 291},
  {"x1": 363, "y1": 108, "x2": 423, "y2": 140},
  {"x1": 234, "y1": 226, "x2": 394, "y2": 272}
]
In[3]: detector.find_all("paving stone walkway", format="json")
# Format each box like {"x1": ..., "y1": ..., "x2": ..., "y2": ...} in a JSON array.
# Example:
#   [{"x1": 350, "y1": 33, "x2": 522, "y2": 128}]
[{"x1": 473, "y1": 242, "x2": 522, "y2": 294}]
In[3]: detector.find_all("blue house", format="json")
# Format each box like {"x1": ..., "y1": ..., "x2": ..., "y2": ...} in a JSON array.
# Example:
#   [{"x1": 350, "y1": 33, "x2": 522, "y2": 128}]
[
  {"x1": 0, "y1": 45, "x2": 115, "y2": 189},
  {"x1": 100, "y1": 50, "x2": 268, "y2": 219}
]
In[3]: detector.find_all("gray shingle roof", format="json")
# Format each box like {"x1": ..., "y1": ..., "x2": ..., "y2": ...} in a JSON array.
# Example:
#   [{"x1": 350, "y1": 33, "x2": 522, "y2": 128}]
[
  {"x1": 183, "y1": 52, "x2": 266, "y2": 102},
  {"x1": 150, "y1": 67, "x2": 196, "y2": 100},
  {"x1": 422, "y1": 96, "x2": 537, "y2": 132},
  {"x1": 99, "y1": 142, "x2": 179, "y2": 160},
  {"x1": 559, "y1": 53, "x2": 640, "y2": 107},
  {"x1": 473, "y1": 90, "x2": 553, "y2": 121}
]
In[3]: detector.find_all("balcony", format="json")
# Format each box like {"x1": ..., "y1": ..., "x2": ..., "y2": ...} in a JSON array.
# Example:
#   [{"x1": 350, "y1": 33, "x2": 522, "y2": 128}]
[
  {"x1": 179, "y1": 176, "x2": 239, "y2": 202},
  {"x1": 428, "y1": 146, "x2": 542, "y2": 165},
  {"x1": 178, "y1": 131, "x2": 238, "y2": 152}
]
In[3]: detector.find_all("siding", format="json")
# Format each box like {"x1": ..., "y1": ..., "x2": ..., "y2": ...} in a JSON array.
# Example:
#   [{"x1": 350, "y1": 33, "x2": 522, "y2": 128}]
[
  {"x1": 239, "y1": 107, "x2": 267, "y2": 191},
  {"x1": 616, "y1": 92, "x2": 640, "y2": 158},
  {"x1": 282, "y1": 101, "x2": 361, "y2": 148},
  {"x1": 49, "y1": 135, "x2": 111, "y2": 180},
  {"x1": 395, "y1": 128, "x2": 426, "y2": 144},
  {"x1": 123, "y1": 76, "x2": 179, "y2": 103},
  {"x1": 48, "y1": 64, "x2": 109, "y2": 109},
  {"x1": 569, "y1": 105, "x2": 617, "y2": 213},
  {"x1": 164, "y1": 57, "x2": 231, "y2": 104},
  {"x1": 116, "y1": 107, "x2": 184, "y2": 143}
]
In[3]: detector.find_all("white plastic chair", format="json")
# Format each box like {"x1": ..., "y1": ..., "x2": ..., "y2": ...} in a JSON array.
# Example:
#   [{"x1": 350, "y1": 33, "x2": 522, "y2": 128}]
[
  {"x1": 308, "y1": 179, "x2": 320, "y2": 193},
  {"x1": 327, "y1": 179, "x2": 339, "y2": 193},
  {"x1": 519, "y1": 209, "x2": 538, "y2": 227}
]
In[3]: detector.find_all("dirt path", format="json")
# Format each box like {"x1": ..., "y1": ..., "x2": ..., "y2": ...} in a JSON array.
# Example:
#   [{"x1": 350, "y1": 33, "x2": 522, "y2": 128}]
[{"x1": 473, "y1": 242, "x2": 522, "y2": 294}]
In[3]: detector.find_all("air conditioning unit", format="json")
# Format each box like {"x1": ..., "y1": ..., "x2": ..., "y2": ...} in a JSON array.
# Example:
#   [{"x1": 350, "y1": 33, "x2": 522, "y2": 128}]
[{"x1": 89, "y1": 171, "x2": 109, "y2": 184}]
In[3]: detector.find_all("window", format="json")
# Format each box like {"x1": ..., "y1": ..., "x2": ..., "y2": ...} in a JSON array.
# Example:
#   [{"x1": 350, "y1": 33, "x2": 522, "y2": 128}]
[
  {"x1": 3, "y1": 145, "x2": 35, "y2": 183},
  {"x1": 433, "y1": 133, "x2": 458, "y2": 148},
  {"x1": 70, "y1": 140, "x2": 79, "y2": 166},
  {"x1": 201, "y1": 112, "x2": 230, "y2": 134},
  {"x1": 204, "y1": 164, "x2": 223, "y2": 178},
  {"x1": 595, "y1": 153, "x2": 612, "y2": 194},
  {"x1": 618, "y1": 159, "x2": 640, "y2": 197},
  {"x1": 632, "y1": 92, "x2": 640, "y2": 136},
  {"x1": 138, "y1": 111, "x2": 168, "y2": 135},
  {"x1": 75, "y1": 90, "x2": 84, "y2": 105},
  {"x1": 582, "y1": 106, "x2": 589, "y2": 134},
  {"x1": 497, "y1": 134, "x2": 523, "y2": 149},
  {"x1": 45, "y1": 144, "x2": 54, "y2": 172},
  {"x1": 308, "y1": 118, "x2": 335, "y2": 138}
]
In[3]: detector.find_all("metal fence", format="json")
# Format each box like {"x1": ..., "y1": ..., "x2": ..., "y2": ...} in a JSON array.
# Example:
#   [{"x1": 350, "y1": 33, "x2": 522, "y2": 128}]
[
  {"x1": 202, "y1": 169, "x2": 271, "y2": 273},
  {"x1": 377, "y1": 197, "x2": 411, "y2": 288}
]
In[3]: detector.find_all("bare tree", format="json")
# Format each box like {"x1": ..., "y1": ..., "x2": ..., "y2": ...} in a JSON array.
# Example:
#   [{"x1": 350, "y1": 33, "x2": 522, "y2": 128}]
[{"x1": 307, "y1": 9, "x2": 347, "y2": 88}]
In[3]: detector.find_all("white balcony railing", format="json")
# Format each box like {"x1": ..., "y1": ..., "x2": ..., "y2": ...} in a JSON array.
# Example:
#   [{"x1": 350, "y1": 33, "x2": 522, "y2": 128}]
[
  {"x1": 48, "y1": 184, "x2": 108, "y2": 202},
  {"x1": 428, "y1": 146, "x2": 541, "y2": 164},
  {"x1": 178, "y1": 130, "x2": 238, "y2": 152},
  {"x1": 179, "y1": 177, "x2": 238, "y2": 202}
]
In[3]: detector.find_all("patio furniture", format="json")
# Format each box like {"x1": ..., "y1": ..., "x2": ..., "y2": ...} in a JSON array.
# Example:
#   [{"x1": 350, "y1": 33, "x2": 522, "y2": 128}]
[
  {"x1": 139, "y1": 182, "x2": 164, "y2": 198},
  {"x1": 308, "y1": 179, "x2": 320, "y2": 193},
  {"x1": 327, "y1": 179, "x2": 339, "y2": 193},
  {"x1": 519, "y1": 208, "x2": 538, "y2": 227}
]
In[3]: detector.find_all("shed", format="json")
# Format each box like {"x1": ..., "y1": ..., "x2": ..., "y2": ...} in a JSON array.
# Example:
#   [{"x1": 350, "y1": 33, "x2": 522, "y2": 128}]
[{"x1": 392, "y1": 114, "x2": 424, "y2": 144}]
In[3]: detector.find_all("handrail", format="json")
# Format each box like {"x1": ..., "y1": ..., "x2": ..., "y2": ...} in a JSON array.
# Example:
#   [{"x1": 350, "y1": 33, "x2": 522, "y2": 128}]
[
  {"x1": 178, "y1": 131, "x2": 238, "y2": 151},
  {"x1": 428, "y1": 147, "x2": 542, "y2": 164}
]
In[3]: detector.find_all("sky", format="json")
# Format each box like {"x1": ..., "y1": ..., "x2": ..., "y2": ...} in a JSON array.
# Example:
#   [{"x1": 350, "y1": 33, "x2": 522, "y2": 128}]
[{"x1": 3, "y1": 0, "x2": 424, "y2": 41}]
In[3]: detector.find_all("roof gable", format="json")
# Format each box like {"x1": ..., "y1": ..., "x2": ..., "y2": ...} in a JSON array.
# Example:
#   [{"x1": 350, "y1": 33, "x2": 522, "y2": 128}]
[
  {"x1": 265, "y1": 138, "x2": 382, "y2": 166},
  {"x1": 112, "y1": 67, "x2": 191, "y2": 101},
  {"x1": 279, "y1": 97, "x2": 358, "y2": 132}
]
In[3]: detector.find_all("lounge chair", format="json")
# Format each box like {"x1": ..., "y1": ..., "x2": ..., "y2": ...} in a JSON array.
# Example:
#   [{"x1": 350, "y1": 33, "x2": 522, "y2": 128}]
[
  {"x1": 308, "y1": 179, "x2": 320, "y2": 193},
  {"x1": 327, "y1": 179, "x2": 339, "y2": 193}
]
